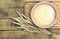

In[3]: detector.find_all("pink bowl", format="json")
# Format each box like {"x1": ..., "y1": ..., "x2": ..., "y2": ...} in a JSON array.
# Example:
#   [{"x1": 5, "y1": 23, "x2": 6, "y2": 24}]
[{"x1": 31, "y1": 1, "x2": 58, "y2": 28}]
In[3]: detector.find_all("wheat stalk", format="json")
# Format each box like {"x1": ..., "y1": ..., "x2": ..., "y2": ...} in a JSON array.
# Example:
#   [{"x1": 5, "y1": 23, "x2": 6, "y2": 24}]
[{"x1": 11, "y1": 10, "x2": 58, "y2": 39}]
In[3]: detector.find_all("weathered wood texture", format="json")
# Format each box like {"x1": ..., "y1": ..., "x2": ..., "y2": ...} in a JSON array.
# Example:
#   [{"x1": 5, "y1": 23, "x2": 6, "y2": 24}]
[
  {"x1": 0, "y1": 0, "x2": 24, "y2": 30},
  {"x1": 0, "y1": 0, "x2": 60, "y2": 39},
  {"x1": 0, "y1": 0, "x2": 49, "y2": 39},
  {"x1": 25, "y1": 0, "x2": 60, "y2": 2},
  {"x1": 0, "y1": 31, "x2": 49, "y2": 39}
]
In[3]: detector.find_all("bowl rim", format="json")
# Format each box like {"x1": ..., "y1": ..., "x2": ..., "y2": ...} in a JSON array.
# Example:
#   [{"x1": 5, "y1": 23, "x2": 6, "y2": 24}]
[{"x1": 30, "y1": 1, "x2": 58, "y2": 28}]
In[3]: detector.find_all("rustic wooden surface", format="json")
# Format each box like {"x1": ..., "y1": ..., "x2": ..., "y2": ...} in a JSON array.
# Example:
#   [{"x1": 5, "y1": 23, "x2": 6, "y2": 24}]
[
  {"x1": 0, "y1": 0, "x2": 60, "y2": 39},
  {"x1": 0, "y1": 0, "x2": 59, "y2": 29},
  {"x1": 0, "y1": 31, "x2": 49, "y2": 39},
  {"x1": 0, "y1": 0, "x2": 24, "y2": 30}
]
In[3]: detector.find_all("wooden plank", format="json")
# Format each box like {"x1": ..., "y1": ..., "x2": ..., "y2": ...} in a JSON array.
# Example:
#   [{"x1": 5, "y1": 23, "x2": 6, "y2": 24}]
[
  {"x1": 0, "y1": 31, "x2": 49, "y2": 39},
  {"x1": 25, "y1": 0, "x2": 60, "y2": 2}
]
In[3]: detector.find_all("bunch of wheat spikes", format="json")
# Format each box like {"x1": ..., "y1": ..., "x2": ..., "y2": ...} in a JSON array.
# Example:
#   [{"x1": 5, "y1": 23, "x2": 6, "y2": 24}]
[{"x1": 11, "y1": 10, "x2": 58, "y2": 39}]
